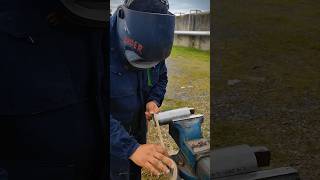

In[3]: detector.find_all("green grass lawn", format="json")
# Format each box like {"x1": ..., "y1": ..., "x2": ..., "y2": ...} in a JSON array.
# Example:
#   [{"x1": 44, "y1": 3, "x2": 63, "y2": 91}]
[
  {"x1": 142, "y1": 46, "x2": 210, "y2": 179},
  {"x1": 212, "y1": 1, "x2": 320, "y2": 179}
]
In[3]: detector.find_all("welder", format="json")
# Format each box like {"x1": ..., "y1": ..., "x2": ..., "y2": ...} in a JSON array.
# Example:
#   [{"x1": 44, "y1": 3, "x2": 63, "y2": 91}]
[
  {"x1": 0, "y1": 1, "x2": 107, "y2": 180},
  {"x1": 109, "y1": 0, "x2": 176, "y2": 179}
]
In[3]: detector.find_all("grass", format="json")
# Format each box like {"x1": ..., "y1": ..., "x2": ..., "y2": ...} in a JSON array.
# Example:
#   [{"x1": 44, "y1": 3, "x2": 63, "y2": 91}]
[
  {"x1": 212, "y1": 0, "x2": 320, "y2": 179},
  {"x1": 170, "y1": 46, "x2": 210, "y2": 63},
  {"x1": 142, "y1": 46, "x2": 210, "y2": 179}
]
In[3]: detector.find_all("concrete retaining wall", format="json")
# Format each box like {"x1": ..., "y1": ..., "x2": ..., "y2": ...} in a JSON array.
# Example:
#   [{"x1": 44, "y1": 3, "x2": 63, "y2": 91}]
[
  {"x1": 175, "y1": 12, "x2": 210, "y2": 31},
  {"x1": 174, "y1": 34, "x2": 210, "y2": 51},
  {"x1": 174, "y1": 12, "x2": 210, "y2": 51}
]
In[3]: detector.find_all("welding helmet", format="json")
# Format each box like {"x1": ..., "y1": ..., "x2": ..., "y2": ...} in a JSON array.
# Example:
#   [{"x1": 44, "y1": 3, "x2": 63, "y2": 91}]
[
  {"x1": 60, "y1": 0, "x2": 108, "y2": 24},
  {"x1": 116, "y1": 0, "x2": 175, "y2": 69}
]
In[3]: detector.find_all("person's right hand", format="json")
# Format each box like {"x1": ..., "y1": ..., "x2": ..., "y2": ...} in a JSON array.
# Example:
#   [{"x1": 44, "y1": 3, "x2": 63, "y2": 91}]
[{"x1": 129, "y1": 144, "x2": 175, "y2": 176}]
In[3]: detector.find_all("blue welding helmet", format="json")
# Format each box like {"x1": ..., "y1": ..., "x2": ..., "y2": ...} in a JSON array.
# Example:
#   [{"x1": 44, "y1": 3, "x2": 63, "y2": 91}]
[{"x1": 116, "y1": 5, "x2": 175, "y2": 69}]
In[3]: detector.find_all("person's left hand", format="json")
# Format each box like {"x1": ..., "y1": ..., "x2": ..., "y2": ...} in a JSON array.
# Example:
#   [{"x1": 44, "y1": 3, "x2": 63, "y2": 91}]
[{"x1": 145, "y1": 101, "x2": 160, "y2": 121}]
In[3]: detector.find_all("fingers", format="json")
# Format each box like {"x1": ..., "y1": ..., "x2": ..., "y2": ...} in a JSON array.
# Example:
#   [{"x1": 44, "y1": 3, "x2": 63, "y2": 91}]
[
  {"x1": 145, "y1": 101, "x2": 161, "y2": 121},
  {"x1": 149, "y1": 105, "x2": 160, "y2": 114},
  {"x1": 144, "y1": 162, "x2": 160, "y2": 176},
  {"x1": 154, "y1": 144, "x2": 169, "y2": 156},
  {"x1": 154, "y1": 152, "x2": 175, "y2": 169},
  {"x1": 148, "y1": 156, "x2": 170, "y2": 175},
  {"x1": 146, "y1": 101, "x2": 160, "y2": 114},
  {"x1": 130, "y1": 144, "x2": 174, "y2": 177},
  {"x1": 154, "y1": 106, "x2": 160, "y2": 114}
]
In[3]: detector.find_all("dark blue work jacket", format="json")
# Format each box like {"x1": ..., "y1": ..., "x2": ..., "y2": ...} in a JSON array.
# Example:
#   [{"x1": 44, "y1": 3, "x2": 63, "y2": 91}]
[
  {"x1": 0, "y1": 1, "x2": 107, "y2": 179},
  {"x1": 109, "y1": 14, "x2": 168, "y2": 178}
]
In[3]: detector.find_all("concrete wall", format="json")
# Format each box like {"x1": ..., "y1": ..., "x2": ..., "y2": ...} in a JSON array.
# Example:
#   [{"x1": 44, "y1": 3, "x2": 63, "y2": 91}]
[
  {"x1": 174, "y1": 34, "x2": 210, "y2": 51},
  {"x1": 175, "y1": 12, "x2": 210, "y2": 31},
  {"x1": 174, "y1": 12, "x2": 210, "y2": 51}
]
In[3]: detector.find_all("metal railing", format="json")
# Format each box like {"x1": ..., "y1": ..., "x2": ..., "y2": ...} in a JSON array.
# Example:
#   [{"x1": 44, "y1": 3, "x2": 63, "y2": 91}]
[{"x1": 174, "y1": 31, "x2": 210, "y2": 36}]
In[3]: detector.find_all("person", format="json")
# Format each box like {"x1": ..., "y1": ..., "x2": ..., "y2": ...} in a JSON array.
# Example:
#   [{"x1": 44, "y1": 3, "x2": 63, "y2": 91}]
[
  {"x1": 0, "y1": 1, "x2": 108, "y2": 179},
  {"x1": 109, "y1": 0, "x2": 176, "y2": 179}
]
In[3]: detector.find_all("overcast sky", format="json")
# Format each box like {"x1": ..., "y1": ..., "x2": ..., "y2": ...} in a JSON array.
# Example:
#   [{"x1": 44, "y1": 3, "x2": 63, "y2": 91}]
[{"x1": 110, "y1": 0, "x2": 210, "y2": 14}]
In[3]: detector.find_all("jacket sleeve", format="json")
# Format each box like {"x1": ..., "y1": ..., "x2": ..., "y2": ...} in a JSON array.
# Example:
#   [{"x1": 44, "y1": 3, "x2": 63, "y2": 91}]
[
  {"x1": 147, "y1": 62, "x2": 168, "y2": 107},
  {"x1": 110, "y1": 114, "x2": 140, "y2": 160}
]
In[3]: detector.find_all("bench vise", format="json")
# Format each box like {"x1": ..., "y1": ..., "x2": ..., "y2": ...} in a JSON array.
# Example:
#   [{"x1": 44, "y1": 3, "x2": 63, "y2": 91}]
[
  {"x1": 155, "y1": 107, "x2": 210, "y2": 180},
  {"x1": 155, "y1": 108, "x2": 300, "y2": 180}
]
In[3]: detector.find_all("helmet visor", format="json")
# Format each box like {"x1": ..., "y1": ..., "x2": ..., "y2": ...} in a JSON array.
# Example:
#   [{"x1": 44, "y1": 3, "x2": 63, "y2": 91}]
[
  {"x1": 125, "y1": 50, "x2": 160, "y2": 69},
  {"x1": 117, "y1": 6, "x2": 175, "y2": 68}
]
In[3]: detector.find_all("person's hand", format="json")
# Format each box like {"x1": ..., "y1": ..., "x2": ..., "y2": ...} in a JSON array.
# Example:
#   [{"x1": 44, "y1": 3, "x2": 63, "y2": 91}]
[
  {"x1": 129, "y1": 144, "x2": 175, "y2": 176},
  {"x1": 145, "y1": 101, "x2": 160, "y2": 121}
]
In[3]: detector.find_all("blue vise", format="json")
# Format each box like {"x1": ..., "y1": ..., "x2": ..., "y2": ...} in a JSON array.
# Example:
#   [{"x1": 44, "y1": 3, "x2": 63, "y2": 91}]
[{"x1": 156, "y1": 108, "x2": 210, "y2": 180}]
